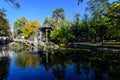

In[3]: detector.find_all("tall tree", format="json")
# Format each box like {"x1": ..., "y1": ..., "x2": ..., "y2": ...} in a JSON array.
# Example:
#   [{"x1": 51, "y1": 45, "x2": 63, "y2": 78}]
[
  {"x1": 22, "y1": 20, "x2": 40, "y2": 39},
  {"x1": 43, "y1": 16, "x2": 53, "y2": 25},
  {"x1": 71, "y1": 13, "x2": 81, "y2": 41},
  {"x1": 87, "y1": 0, "x2": 109, "y2": 43},
  {"x1": 50, "y1": 20, "x2": 75, "y2": 44},
  {"x1": 87, "y1": 0, "x2": 110, "y2": 22},
  {"x1": 52, "y1": 8, "x2": 65, "y2": 27},
  {"x1": 13, "y1": 17, "x2": 28, "y2": 38},
  {"x1": 74, "y1": 13, "x2": 80, "y2": 25},
  {"x1": 5, "y1": 0, "x2": 20, "y2": 8},
  {"x1": 0, "y1": 10, "x2": 11, "y2": 36},
  {"x1": 105, "y1": 1, "x2": 120, "y2": 41}
]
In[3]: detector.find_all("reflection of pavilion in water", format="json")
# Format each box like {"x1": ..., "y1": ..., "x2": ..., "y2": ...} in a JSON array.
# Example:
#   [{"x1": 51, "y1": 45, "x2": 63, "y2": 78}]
[
  {"x1": 3, "y1": 46, "x2": 119, "y2": 80},
  {"x1": 38, "y1": 49, "x2": 114, "y2": 80}
]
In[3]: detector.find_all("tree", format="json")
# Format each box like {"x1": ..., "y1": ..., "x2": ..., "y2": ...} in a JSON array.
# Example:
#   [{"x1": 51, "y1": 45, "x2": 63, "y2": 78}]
[
  {"x1": 0, "y1": 10, "x2": 11, "y2": 36},
  {"x1": 86, "y1": 0, "x2": 110, "y2": 43},
  {"x1": 13, "y1": 17, "x2": 28, "y2": 38},
  {"x1": 74, "y1": 13, "x2": 80, "y2": 25},
  {"x1": 52, "y1": 8, "x2": 65, "y2": 27},
  {"x1": 78, "y1": 0, "x2": 84, "y2": 5},
  {"x1": 5, "y1": 0, "x2": 20, "y2": 9},
  {"x1": 87, "y1": 0, "x2": 110, "y2": 23},
  {"x1": 50, "y1": 20, "x2": 75, "y2": 44},
  {"x1": 0, "y1": 0, "x2": 20, "y2": 37},
  {"x1": 43, "y1": 16, "x2": 53, "y2": 25},
  {"x1": 22, "y1": 20, "x2": 40, "y2": 39},
  {"x1": 71, "y1": 13, "x2": 81, "y2": 41},
  {"x1": 105, "y1": 1, "x2": 120, "y2": 41}
]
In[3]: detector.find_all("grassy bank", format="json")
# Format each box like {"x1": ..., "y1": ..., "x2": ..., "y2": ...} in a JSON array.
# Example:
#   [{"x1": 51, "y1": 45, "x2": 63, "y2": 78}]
[{"x1": 79, "y1": 42, "x2": 120, "y2": 49}]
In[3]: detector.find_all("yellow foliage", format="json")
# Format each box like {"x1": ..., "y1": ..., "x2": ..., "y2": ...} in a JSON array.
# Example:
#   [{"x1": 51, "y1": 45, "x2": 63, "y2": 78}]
[
  {"x1": 22, "y1": 20, "x2": 40, "y2": 38},
  {"x1": 32, "y1": 20, "x2": 40, "y2": 27}
]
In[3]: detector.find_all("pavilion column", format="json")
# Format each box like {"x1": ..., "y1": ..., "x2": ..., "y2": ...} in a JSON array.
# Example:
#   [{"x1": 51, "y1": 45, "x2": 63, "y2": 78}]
[
  {"x1": 46, "y1": 29, "x2": 48, "y2": 43},
  {"x1": 39, "y1": 31, "x2": 42, "y2": 42}
]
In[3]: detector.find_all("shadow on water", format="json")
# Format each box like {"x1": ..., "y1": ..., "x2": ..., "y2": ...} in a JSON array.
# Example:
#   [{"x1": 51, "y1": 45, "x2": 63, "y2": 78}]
[
  {"x1": 0, "y1": 57, "x2": 10, "y2": 80},
  {"x1": 0, "y1": 44, "x2": 120, "y2": 80}
]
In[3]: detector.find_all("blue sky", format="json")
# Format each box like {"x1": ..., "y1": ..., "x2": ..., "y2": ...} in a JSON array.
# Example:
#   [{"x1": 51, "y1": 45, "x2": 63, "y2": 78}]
[
  {"x1": 0, "y1": 0, "x2": 116, "y2": 29},
  {"x1": 0, "y1": 0, "x2": 88, "y2": 28}
]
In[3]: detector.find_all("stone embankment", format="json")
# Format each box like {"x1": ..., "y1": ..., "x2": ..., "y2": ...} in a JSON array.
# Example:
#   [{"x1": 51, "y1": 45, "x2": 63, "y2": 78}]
[{"x1": 14, "y1": 38, "x2": 59, "y2": 49}]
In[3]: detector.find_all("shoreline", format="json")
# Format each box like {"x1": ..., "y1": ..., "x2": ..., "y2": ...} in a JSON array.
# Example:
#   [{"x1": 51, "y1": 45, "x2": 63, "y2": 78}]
[{"x1": 67, "y1": 43, "x2": 120, "y2": 53}]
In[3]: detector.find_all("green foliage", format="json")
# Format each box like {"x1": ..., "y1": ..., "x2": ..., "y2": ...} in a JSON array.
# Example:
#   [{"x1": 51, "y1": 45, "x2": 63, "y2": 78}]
[
  {"x1": 59, "y1": 44, "x2": 65, "y2": 47},
  {"x1": 43, "y1": 16, "x2": 53, "y2": 25},
  {"x1": 73, "y1": 13, "x2": 80, "y2": 25},
  {"x1": 52, "y1": 8, "x2": 66, "y2": 27},
  {"x1": 13, "y1": 17, "x2": 28, "y2": 38},
  {"x1": 12, "y1": 0, "x2": 120, "y2": 43},
  {"x1": 105, "y1": 1, "x2": 120, "y2": 38},
  {"x1": 0, "y1": 11, "x2": 11, "y2": 36},
  {"x1": 50, "y1": 20, "x2": 75, "y2": 44},
  {"x1": 22, "y1": 20, "x2": 40, "y2": 38},
  {"x1": 52, "y1": 8, "x2": 65, "y2": 20},
  {"x1": 71, "y1": 13, "x2": 81, "y2": 40},
  {"x1": 50, "y1": 8, "x2": 72, "y2": 44}
]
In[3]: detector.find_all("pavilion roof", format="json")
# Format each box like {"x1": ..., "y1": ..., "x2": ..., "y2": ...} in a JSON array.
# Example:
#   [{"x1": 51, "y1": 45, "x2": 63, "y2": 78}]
[
  {"x1": 42, "y1": 21, "x2": 52, "y2": 28},
  {"x1": 40, "y1": 21, "x2": 52, "y2": 31}
]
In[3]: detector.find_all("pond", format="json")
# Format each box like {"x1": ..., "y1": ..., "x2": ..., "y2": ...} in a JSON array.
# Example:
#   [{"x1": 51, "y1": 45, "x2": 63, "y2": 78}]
[{"x1": 0, "y1": 44, "x2": 120, "y2": 80}]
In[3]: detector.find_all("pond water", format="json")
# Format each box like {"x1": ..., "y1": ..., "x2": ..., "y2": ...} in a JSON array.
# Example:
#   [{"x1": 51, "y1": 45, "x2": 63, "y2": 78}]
[{"x1": 0, "y1": 44, "x2": 120, "y2": 80}]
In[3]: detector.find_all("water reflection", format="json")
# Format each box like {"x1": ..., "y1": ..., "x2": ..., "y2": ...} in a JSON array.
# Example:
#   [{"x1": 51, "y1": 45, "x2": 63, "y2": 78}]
[
  {"x1": 15, "y1": 53, "x2": 40, "y2": 68},
  {"x1": 0, "y1": 44, "x2": 120, "y2": 80},
  {"x1": 0, "y1": 57, "x2": 10, "y2": 80}
]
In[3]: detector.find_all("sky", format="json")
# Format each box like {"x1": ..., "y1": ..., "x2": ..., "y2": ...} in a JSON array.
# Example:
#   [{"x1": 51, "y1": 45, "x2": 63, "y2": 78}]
[
  {"x1": 0, "y1": 0, "x2": 88, "y2": 29},
  {"x1": 0, "y1": 0, "x2": 116, "y2": 29}
]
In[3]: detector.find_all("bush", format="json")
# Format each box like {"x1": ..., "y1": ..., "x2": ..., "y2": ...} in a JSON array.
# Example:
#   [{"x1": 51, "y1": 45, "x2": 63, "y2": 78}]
[
  {"x1": 59, "y1": 44, "x2": 65, "y2": 47},
  {"x1": 46, "y1": 41, "x2": 50, "y2": 45}
]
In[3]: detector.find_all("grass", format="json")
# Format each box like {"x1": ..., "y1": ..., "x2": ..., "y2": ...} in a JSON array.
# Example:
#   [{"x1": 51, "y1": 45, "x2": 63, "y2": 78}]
[
  {"x1": 79, "y1": 41, "x2": 120, "y2": 49},
  {"x1": 80, "y1": 42, "x2": 101, "y2": 46}
]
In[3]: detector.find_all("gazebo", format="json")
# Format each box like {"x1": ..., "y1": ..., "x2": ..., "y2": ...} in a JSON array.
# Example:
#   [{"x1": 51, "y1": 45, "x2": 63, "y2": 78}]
[{"x1": 39, "y1": 21, "x2": 52, "y2": 42}]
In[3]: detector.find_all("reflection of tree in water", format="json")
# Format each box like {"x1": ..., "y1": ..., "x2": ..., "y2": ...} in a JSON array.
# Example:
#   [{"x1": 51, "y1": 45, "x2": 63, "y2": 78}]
[
  {"x1": 42, "y1": 49, "x2": 93, "y2": 79},
  {"x1": 53, "y1": 65, "x2": 65, "y2": 80},
  {"x1": 51, "y1": 51, "x2": 66, "y2": 80},
  {"x1": 12, "y1": 46, "x2": 120, "y2": 80},
  {"x1": 90, "y1": 52, "x2": 120, "y2": 80},
  {"x1": 0, "y1": 57, "x2": 10, "y2": 80},
  {"x1": 40, "y1": 50, "x2": 66, "y2": 80},
  {"x1": 90, "y1": 58, "x2": 109, "y2": 80},
  {"x1": 15, "y1": 52, "x2": 40, "y2": 68},
  {"x1": 42, "y1": 49, "x2": 120, "y2": 80}
]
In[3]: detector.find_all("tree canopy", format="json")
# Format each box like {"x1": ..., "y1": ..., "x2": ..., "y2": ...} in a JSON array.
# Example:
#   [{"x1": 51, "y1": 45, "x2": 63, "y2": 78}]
[
  {"x1": 22, "y1": 20, "x2": 40, "y2": 38},
  {"x1": 52, "y1": 8, "x2": 65, "y2": 27},
  {"x1": 0, "y1": 11, "x2": 11, "y2": 36},
  {"x1": 5, "y1": 0, "x2": 20, "y2": 8},
  {"x1": 13, "y1": 17, "x2": 28, "y2": 38},
  {"x1": 11, "y1": 0, "x2": 120, "y2": 44}
]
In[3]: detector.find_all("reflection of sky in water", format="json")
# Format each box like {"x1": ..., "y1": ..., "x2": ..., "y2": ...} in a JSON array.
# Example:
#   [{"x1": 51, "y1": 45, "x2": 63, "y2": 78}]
[
  {"x1": 1, "y1": 49, "x2": 119, "y2": 80},
  {"x1": 5, "y1": 55, "x2": 96, "y2": 80},
  {"x1": 65, "y1": 64, "x2": 95, "y2": 80},
  {"x1": 6, "y1": 56, "x2": 55, "y2": 80}
]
